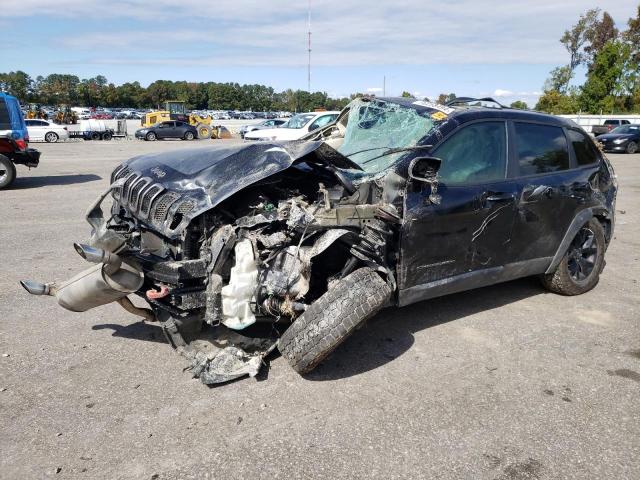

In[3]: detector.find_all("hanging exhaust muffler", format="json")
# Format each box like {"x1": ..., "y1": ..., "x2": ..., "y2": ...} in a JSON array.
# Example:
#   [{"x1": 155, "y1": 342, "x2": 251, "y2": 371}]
[{"x1": 20, "y1": 244, "x2": 144, "y2": 313}]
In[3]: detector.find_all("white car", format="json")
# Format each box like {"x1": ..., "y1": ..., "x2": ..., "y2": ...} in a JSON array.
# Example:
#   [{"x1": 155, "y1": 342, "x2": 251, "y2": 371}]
[
  {"x1": 244, "y1": 111, "x2": 339, "y2": 141},
  {"x1": 25, "y1": 119, "x2": 69, "y2": 143}
]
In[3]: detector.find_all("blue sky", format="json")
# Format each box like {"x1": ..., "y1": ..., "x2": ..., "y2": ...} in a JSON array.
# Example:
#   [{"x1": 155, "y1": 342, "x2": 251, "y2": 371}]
[{"x1": 1, "y1": 0, "x2": 637, "y2": 106}]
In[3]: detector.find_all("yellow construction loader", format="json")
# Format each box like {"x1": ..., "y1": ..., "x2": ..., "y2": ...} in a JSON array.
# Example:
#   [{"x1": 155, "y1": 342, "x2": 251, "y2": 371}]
[
  {"x1": 54, "y1": 106, "x2": 78, "y2": 125},
  {"x1": 141, "y1": 101, "x2": 215, "y2": 139}
]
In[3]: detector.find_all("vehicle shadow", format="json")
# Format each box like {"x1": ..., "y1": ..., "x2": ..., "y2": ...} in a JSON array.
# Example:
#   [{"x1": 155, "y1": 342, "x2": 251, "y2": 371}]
[
  {"x1": 304, "y1": 276, "x2": 547, "y2": 382},
  {"x1": 11, "y1": 174, "x2": 102, "y2": 189},
  {"x1": 92, "y1": 321, "x2": 166, "y2": 343}
]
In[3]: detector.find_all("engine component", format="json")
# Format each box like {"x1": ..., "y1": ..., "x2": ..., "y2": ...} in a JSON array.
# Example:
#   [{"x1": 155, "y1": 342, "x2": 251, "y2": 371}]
[{"x1": 220, "y1": 239, "x2": 258, "y2": 330}]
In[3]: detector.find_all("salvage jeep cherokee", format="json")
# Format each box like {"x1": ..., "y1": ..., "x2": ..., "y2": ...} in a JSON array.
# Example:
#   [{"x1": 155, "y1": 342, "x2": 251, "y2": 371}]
[{"x1": 21, "y1": 97, "x2": 617, "y2": 383}]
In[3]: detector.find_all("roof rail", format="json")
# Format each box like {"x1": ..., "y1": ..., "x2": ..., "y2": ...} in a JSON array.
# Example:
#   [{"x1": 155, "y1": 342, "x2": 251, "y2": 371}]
[{"x1": 444, "y1": 97, "x2": 506, "y2": 108}]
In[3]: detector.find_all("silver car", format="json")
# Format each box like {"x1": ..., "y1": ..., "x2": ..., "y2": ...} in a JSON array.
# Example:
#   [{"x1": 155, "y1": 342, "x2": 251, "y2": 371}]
[{"x1": 239, "y1": 119, "x2": 286, "y2": 138}]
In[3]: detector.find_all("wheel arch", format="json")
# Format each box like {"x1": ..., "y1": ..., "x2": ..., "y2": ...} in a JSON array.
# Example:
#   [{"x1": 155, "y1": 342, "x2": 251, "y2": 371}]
[{"x1": 546, "y1": 208, "x2": 600, "y2": 275}]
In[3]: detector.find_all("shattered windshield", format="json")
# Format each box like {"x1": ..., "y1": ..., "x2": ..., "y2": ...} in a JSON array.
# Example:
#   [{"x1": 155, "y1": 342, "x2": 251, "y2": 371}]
[
  {"x1": 283, "y1": 113, "x2": 315, "y2": 129},
  {"x1": 337, "y1": 99, "x2": 436, "y2": 175}
]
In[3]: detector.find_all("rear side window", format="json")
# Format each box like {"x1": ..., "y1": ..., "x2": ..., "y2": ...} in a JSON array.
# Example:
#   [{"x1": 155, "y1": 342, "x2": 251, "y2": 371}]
[
  {"x1": 434, "y1": 121, "x2": 507, "y2": 184},
  {"x1": 568, "y1": 130, "x2": 599, "y2": 166},
  {"x1": 514, "y1": 123, "x2": 569, "y2": 175},
  {"x1": 0, "y1": 98, "x2": 10, "y2": 130}
]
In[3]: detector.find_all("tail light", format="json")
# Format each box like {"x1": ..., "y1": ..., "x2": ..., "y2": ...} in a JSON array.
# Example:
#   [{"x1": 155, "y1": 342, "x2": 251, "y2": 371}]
[{"x1": 15, "y1": 139, "x2": 27, "y2": 150}]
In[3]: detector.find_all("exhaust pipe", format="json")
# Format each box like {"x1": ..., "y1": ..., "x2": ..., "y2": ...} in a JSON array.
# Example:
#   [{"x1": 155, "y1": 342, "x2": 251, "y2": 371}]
[{"x1": 20, "y1": 244, "x2": 144, "y2": 313}]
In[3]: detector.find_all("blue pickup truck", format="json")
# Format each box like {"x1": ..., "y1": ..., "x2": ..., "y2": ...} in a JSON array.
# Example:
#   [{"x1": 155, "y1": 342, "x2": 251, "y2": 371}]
[{"x1": 0, "y1": 92, "x2": 41, "y2": 189}]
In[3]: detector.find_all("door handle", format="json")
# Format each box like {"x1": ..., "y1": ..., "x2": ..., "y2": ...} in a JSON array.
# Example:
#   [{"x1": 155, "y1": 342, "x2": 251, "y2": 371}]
[{"x1": 485, "y1": 192, "x2": 515, "y2": 202}]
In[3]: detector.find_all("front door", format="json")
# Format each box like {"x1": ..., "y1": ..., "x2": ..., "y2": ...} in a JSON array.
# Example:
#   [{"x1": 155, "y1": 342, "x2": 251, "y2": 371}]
[
  {"x1": 398, "y1": 121, "x2": 518, "y2": 303},
  {"x1": 156, "y1": 121, "x2": 175, "y2": 139}
]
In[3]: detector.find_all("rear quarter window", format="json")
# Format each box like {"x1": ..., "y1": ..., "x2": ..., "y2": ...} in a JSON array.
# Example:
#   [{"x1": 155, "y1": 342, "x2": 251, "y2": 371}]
[
  {"x1": 0, "y1": 98, "x2": 11, "y2": 130},
  {"x1": 514, "y1": 123, "x2": 570, "y2": 175},
  {"x1": 568, "y1": 129, "x2": 599, "y2": 166}
]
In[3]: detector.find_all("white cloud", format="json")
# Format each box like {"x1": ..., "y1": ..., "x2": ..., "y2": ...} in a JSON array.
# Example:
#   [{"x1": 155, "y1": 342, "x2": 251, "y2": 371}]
[
  {"x1": 5, "y1": 1, "x2": 638, "y2": 71},
  {"x1": 493, "y1": 89, "x2": 514, "y2": 97},
  {"x1": 366, "y1": 87, "x2": 383, "y2": 93}
]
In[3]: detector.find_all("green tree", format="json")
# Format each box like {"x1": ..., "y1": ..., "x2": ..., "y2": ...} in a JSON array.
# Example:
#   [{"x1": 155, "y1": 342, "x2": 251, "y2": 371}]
[
  {"x1": 401, "y1": 91, "x2": 414, "y2": 98},
  {"x1": 584, "y1": 11, "x2": 619, "y2": 69},
  {"x1": 510, "y1": 100, "x2": 528, "y2": 109},
  {"x1": 535, "y1": 89, "x2": 580, "y2": 114},
  {"x1": 0, "y1": 71, "x2": 33, "y2": 101},
  {"x1": 580, "y1": 40, "x2": 629, "y2": 113}
]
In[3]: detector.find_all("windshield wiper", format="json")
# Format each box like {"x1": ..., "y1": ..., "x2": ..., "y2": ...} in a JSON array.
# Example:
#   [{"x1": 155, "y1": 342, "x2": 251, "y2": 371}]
[{"x1": 358, "y1": 145, "x2": 433, "y2": 165}]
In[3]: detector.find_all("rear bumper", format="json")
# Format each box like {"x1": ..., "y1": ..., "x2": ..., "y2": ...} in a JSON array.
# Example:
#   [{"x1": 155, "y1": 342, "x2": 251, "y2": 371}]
[{"x1": 12, "y1": 148, "x2": 40, "y2": 167}]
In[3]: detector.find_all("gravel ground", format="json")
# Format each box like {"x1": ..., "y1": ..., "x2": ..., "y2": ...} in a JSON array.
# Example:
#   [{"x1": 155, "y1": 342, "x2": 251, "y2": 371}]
[{"x1": 0, "y1": 139, "x2": 638, "y2": 480}]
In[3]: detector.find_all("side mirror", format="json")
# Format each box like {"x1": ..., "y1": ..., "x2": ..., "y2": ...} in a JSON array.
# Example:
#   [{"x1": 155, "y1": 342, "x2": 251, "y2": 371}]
[
  {"x1": 408, "y1": 156, "x2": 442, "y2": 205},
  {"x1": 408, "y1": 156, "x2": 441, "y2": 182}
]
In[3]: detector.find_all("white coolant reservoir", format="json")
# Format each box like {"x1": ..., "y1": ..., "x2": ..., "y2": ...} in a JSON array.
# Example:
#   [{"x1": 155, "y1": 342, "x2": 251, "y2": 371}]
[{"x1": 221, "y1": 239, "x2": 258, "y2": 330}]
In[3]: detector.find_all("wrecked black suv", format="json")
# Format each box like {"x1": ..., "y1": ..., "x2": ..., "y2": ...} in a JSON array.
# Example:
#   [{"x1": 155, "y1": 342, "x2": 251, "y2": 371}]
[{"x1": 21, "y1": 97, "x2": 617, "y2": 383}]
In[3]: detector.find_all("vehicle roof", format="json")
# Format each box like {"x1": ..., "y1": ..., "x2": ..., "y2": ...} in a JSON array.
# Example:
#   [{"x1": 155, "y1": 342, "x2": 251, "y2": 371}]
[{"x1": 377, "y1": 96, "x2": 579, "y2": 129}]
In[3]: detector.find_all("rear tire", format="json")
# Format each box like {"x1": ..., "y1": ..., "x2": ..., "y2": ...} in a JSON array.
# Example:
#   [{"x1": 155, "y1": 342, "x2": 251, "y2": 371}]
[
  {"x1": 0, "y1": 155, "x2": 16, "y2": 189},
  {"x1": 90, "y1": 131, "x2": 101, "y2": 140},
  {"x1": 626, "y1": 141, "x2": 638, "y2": 154},
  {"x1": 44, "y1": 132, "x2": 59, "y2": 143},
  {"x1": 101, "y1": 132, "x2": 112, "y2": 141},
  {"x1": 146, "y1": 132, "x2": 157, "y2": 141},
  {"x1": 541, "y1": 218, "x2": 606, "y2": 295},
  {"x1": 278, "y1": 268, "x2": 391, "y2": 374},
  {"x1": 184, "y1": 131, "x2": 195, "y2": 140}
]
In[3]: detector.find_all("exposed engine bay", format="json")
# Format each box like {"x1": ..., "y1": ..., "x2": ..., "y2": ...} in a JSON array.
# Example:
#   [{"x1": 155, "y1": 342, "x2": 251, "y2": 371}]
[{"x1": 22, "y1": 145, "x2": 410, "y2": 383}]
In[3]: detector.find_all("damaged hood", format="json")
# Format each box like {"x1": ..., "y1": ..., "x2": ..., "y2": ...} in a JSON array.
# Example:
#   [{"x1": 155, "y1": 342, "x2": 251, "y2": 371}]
[{"x1": 114, "y1": 141, "x2": 361, "y2": 238}]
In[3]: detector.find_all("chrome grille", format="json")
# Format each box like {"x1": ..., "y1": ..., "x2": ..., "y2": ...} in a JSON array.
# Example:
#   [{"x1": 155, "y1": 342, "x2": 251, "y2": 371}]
[
  {"x1": 152, "y1": 192, "x2": 180, "y2": 223},
  {"x1": 176, "y1": 200, "x2": 195, "y2": 214},
  {"x1": 140, "y1": 185, "x2": 163, "y2": 217},
  {"x1": 121, "y1": 173, "x2": 138, "y2": 202},
  {"x1": 129, "y1": 178, "x2": 149, "y2": 210}
]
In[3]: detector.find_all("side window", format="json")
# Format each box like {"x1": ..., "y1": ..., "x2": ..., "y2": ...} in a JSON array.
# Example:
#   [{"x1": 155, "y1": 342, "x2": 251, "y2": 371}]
[
  {"x1": 514, "y1": 123, "x2": 569, "y2": 175},
  {"x1": 433, "y1": 121, "x2": 507, "y2": 184},
  {"x1": 568, "y1": 129, "x2": 599, "y2": 166},
  {"x1": 25, "y1": 120, "x2": 33, "y2": 126},
  {"x1": 309, "y1": 114, "x2": 336, "y2": 131}
]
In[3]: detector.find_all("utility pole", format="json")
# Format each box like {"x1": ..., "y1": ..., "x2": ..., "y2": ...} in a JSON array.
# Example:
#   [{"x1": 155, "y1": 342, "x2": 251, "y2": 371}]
[
  {"x1": 383, "y1": 76, "x2": 386, "y2": 97},
  {"x1": 307, "y1": 0, "x2": 312, "y2": 92}
]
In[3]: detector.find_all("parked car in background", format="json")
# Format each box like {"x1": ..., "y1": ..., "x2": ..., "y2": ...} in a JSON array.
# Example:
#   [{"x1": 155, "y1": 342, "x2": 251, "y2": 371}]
[
  {"x1": 596, "y1": 124, "x2": 640, "y2": 154},
  {"x1": 239, "y1": 119, "x2": 287, "y2": 138},
  {"x1": 25, "y1": 119, "x2": 69, "y2": 143},
  {"x1": 135, "y1": 121, "x2": 198, "y2": 141},
  {"x1": 0, "y1": 92, "x2": 40, "y2": 189},
  {"x1": 244, "y1": 111, "x2": 339, "y2": 141},
  {"x1": 591, "y1": 119, "x2": 630, "y2": 136}
]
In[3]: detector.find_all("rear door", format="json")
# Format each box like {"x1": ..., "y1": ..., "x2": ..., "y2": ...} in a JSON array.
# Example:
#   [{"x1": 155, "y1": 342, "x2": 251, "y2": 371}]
[
  {"x1": 508, "y1": 121, "x2": 580, "y2": 263},
  {"x1": 400, "y1": 120, "x2": 518, "y2": 292}
]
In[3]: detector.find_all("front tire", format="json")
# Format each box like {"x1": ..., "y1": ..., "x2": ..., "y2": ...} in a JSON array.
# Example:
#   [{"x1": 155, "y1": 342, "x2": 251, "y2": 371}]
[
  {"x1": 541, "y1": 218, "x2": 606, "y2": 295},
  {"x1": 626, "y1": 141, "x2": 638, "y2": 154},
  {"x1": 45, "y1": 132, "x2": 59, "y2": 143},
  {"x1": 0, "y1": 155, "x2": 16, "y2": 189},
  {"x1": 278, "y1": 268, "x2": 391, "y2": 374}
]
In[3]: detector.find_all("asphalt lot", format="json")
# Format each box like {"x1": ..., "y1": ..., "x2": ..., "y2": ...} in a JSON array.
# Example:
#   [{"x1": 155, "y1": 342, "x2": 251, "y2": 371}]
[{"x1": 1, "y1": 139, "x2": 638, "y2": 479}]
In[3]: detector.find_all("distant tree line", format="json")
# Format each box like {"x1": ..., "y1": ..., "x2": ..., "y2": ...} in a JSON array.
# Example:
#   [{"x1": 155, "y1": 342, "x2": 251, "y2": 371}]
[
  {"x1": 0, "y1": 72, "x2": 351, "y2": 112},
  {"x1": 536, "y1": 5, "x2": 640, "y2": 114}
]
